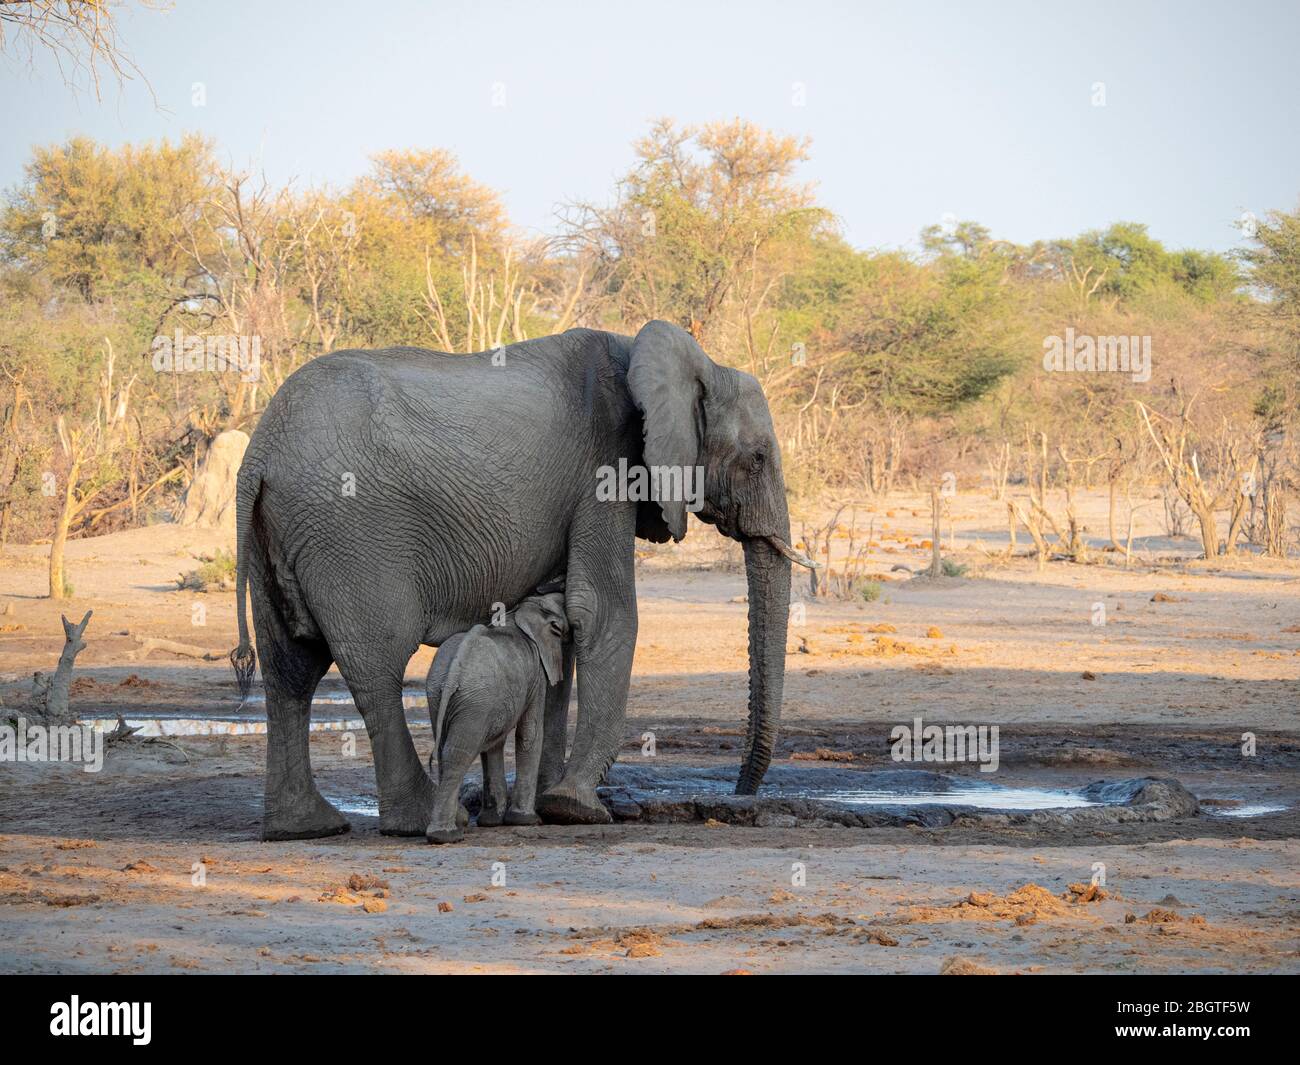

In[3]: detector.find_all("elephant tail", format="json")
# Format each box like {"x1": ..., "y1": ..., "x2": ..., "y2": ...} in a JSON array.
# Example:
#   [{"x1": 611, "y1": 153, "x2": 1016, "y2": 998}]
[{"x1": 228, "y1": 460, "x2": 262, "y2": 707}]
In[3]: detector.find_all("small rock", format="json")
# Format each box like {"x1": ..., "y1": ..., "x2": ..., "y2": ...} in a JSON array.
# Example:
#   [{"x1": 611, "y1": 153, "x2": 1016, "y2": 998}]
[
  {"x1": 939, "y1": 955, "x2": 997, "y2": 975},
  {"x1": 1065, "y1": 882, "x2": 1108, "y2": 903}
]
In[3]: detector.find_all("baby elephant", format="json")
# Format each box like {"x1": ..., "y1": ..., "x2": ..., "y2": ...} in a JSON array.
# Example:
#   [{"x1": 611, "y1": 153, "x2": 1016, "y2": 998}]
[{"x1": 424, "y1": 588, "x2": 569, "y2": 844}]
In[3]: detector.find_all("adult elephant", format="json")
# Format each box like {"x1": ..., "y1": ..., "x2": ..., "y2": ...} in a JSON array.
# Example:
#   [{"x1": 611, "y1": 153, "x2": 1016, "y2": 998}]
[{"x1": 230, "y1": 320, "x2": 812, "y2": 840}]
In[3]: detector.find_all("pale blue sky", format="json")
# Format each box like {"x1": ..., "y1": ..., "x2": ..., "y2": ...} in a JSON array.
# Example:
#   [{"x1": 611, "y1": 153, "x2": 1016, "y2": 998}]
[{"x1": 2, "y1": 0, "x2": 1296, "y2": 253}]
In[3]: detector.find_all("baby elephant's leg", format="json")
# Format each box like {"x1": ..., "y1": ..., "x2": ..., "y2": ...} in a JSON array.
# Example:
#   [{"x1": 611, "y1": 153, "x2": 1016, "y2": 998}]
[
  {"x1": 477, "y1": 744, "x2": 508, "y2": 827},
  {"x1": 427, "y1": 735, "x2": 478, "y2": 844},
  {"x1": 504, "y1": 691, "x2": 546, "y2": 826}
]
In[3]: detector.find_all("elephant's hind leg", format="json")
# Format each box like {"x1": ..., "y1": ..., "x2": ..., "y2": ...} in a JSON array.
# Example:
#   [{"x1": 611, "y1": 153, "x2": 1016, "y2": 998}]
[
  {"x1": 476, "y1": 744, "x2": 508, "y2": 827},
  {"x1": 334, "y1": 643, "x2": 434, "y2": 836},
  {"x1": 257, "y1": 614, "x2": 347, "y2": 841}
]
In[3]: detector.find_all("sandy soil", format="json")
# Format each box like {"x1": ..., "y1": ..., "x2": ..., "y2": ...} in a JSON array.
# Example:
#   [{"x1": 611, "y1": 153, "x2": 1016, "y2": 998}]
[{"x1": 1, "y1": 488, "x2": 1297, "y2": 973}]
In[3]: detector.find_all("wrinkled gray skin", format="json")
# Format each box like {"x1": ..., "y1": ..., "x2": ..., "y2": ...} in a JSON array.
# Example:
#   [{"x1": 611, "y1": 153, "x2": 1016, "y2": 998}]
[
  {"x1": 424, "y1": 590, "x2": 569, "y2": 843},
  {"x1": 232, "y1": 320, "x2": 796, "y2": 840}
]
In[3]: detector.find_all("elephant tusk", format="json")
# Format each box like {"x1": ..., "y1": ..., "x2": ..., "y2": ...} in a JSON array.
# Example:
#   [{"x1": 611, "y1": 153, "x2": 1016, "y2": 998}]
[{"x1": 764, "y1": 535, "x2": 821, "y2": 569}]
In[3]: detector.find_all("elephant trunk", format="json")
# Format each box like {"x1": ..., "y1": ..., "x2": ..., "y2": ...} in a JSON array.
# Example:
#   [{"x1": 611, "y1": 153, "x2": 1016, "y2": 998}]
[{"x1": 735, "y1": 534, "x2": 791, "y2": 795}]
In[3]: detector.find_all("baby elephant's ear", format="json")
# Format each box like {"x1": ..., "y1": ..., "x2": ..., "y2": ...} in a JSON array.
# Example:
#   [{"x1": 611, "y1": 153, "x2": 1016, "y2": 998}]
[{"x1": 515, "y1": 603, "x2": 564, "y2": 686}]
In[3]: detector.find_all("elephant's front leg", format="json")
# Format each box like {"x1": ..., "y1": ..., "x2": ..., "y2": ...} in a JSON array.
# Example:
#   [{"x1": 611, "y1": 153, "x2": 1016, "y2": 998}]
[
  {"x1": 536, "y1": 516, "x2": 636, "y2": 825},
  {"x1": 504, "y1": 688, "x2": 546, "y2": 825},
  {"x1": 537, "y1": 642, "x2": 575, "y2": 796}
]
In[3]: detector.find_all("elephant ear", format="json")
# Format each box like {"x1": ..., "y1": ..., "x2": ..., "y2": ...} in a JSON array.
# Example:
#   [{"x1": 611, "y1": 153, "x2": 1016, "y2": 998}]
[
  {"x1": 626, "y1": 320, "x2": 714, "y2": 542},
  {"x1": 515, "y1": 602, "x2": 564, "y2": 687}
]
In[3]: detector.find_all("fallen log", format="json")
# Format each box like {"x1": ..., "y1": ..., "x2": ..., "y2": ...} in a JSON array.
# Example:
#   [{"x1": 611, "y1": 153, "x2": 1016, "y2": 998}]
[{"x1": 133, "y1": 636, "x2": 225, "y2": 661}]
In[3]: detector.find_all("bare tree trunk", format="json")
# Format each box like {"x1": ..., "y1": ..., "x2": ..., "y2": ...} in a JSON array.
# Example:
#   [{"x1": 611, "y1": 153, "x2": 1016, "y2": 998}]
[
  {"x1": 1108, "y1": 469, "x2": 1126, "y2": 552},
  {"x1": 1224, "y1": 489, "x2": 1250, "y2": 555},
  {"x1": 988, "y1": 441, "x2": 1010, "y2": 501},
  {"x1": 1265, "y1": 488, "x2": 1288, "y2": 558},
  {"x1": 1063, "y1": 481, "x2": 1086, "y2": 562},
  {"x1": 928, "y1": 487, "x2": 942, "y2": 577},
  {"x1": 1192, "y1": 502, "x2": 1219, "y2": 559},
  {"x1": 1009, "y1": 499, "x2": 1048, "y2": 571},
  {"x1": 0, "y1": 387, "x2": 24, "y2": 553},
  {"x1": 48, "y1": 473, "x2": 78, "y2": 600},
  {"x1": 27, "y1": 610, "x2": 93, "y2": 724}
]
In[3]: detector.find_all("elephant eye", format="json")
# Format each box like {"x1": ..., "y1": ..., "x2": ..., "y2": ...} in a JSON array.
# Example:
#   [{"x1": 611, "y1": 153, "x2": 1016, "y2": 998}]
[{"x1": 751, "y1": 450, "x2": 766, "y2": 467}]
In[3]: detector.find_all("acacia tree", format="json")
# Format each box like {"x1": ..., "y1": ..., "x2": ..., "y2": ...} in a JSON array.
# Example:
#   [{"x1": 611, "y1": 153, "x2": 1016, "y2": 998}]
[
  {"x1": 777, "y1": 230, "x2": 1028, "y2": 492},
  {"x1": 1240, "y1": 208, "x2": 1300, "y2": 357},
  {"x1": 560, "y1": 119, "x2": 828, "y2": 351},
  {"x1": 1, "y1": 134, "x2": 218, "y2": 304}
]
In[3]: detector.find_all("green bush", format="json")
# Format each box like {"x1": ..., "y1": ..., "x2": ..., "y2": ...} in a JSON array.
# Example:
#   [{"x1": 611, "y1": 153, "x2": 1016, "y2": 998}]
[{"x1": 178, "y1": 549, "x2": 236, "y2": 592}]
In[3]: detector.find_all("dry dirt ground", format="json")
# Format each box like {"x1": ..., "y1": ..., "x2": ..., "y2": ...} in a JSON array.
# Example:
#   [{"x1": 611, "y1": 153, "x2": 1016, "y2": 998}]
[{"x1": 0, "y1": 488, "x2": 1297, "y2": 974}]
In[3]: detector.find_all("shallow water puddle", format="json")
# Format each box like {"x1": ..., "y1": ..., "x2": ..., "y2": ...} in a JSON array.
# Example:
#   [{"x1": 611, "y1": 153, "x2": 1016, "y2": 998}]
[
  {"x1": 327, "y1": 796, "x2": 379, "y2": 817},
  {"x1": 240, "y1": 690, "x2": 428, "y2": 708},
  {"x1": 325, "y1": 785, "x2": 1104, "y2": 820},
  {"x1": 79, "y1": 717, "x2": 365, "y2": 737},
  {"x1": 622, "y1": 775, "x2": 1101, "y2": 810},
  {"x1": 744, "y1": 783, "x2": 1098, "y2": 809},
  {"x1": 1206, "y1": 802, "x2": 1289, "y2": 818},
  {"x1": 602, "y1": 764, "x2": 1139, "y2": 813}
]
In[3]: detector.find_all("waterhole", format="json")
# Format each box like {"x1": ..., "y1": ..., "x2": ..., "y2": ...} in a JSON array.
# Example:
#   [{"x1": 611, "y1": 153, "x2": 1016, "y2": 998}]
[{"x1": 604, "y1": 765, "x2": 1108, "y2": 811}]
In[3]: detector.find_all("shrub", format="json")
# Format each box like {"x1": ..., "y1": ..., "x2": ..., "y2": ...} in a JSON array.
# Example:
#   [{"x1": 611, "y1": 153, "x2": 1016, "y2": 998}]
[{"x1": 177, "y1": 549, "x2": 236, "y2": 592}]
